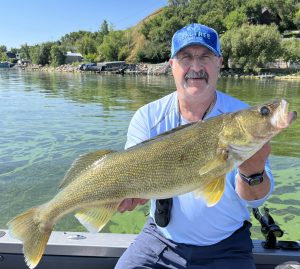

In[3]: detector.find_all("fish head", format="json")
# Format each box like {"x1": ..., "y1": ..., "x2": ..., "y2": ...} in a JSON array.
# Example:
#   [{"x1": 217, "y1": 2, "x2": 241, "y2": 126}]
[
  {"x1": 237, "y1": 99, "x2": 297, "y2": 141},
  {"x1": 222, "y1": 100, "x2": 297, "y2": 161}
]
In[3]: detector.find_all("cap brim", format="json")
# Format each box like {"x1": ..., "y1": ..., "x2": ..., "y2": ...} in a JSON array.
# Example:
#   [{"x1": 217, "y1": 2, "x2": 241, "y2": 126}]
[{"x1": 171, "y1": 41, "x2": 221, "y2": 58}]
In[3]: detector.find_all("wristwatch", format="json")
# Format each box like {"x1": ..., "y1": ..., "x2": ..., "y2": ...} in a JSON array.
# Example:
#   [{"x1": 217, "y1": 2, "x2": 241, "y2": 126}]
[{"x1": 238, "y1": 170, "x2": 265, "y2": 186}]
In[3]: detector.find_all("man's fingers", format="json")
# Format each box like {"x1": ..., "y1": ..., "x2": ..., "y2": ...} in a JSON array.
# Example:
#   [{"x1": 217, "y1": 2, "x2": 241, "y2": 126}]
[
  {"x1": 118, "y1": 199, "x2": 132, "y2": 213},
  {"x1": 118, "y1": 198, "x2": 149, "y2": 213},
  {"x1": 138, "y1": 199, "x2": 148, "y2": 205}
]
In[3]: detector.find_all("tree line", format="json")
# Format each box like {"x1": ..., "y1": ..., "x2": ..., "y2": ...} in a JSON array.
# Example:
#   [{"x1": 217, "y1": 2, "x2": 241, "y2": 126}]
[{"x1": 1, "y1": 0, "x2": 300, "y2": 72}]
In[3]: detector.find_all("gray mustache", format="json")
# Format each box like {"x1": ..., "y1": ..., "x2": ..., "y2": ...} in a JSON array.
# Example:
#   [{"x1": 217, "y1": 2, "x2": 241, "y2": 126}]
[{"x1": 185, "y1": 70, "x2": 208, "y2": 80}]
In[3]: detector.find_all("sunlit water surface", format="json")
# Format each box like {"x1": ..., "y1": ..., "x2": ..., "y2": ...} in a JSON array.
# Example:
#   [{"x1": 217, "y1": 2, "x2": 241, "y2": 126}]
[{"x1": 0, "y1": 69, "x2": 299, "y2": 240}]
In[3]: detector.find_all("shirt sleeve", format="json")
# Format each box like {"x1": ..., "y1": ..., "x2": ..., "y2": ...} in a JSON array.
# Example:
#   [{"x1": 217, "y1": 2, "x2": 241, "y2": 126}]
[
  {"x1": 234, "y1": 159, "x2": 274, "y2": 208},
  {"x1": 125, "y1": 108, "x2": 149, "y2": 150}
]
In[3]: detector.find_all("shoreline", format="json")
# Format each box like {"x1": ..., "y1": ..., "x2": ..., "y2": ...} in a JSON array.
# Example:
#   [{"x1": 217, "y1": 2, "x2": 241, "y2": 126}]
[{"x1": 13, "y1": 63, "x2": 300, "y2": 80}]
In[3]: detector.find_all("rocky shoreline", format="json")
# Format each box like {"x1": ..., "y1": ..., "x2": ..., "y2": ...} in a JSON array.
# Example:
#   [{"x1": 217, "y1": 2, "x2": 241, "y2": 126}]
[
  {"x1": 18, "y1": 62, "x2": 173, "y2": 75},
  {"x1": 16, "y1": 63, "x2": 300, "y2": 80}
]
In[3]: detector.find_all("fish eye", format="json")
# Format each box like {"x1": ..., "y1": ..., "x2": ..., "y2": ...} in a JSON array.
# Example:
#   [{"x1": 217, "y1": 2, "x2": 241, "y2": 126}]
[{"x1": 260, "y1": 106, "x2": 270, "y2": 116}]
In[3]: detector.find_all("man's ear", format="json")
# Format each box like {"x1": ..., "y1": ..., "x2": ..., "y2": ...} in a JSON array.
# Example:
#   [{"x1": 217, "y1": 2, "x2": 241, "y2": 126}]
[
  {"x1": 169, "y1": 58, "x2": 173, "y2": 67},
  {"x1": 217, "y1": 57, "x2": 223, "y2": 69}
]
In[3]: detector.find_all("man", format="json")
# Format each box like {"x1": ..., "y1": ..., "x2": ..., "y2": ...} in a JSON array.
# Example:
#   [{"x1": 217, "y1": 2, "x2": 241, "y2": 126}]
[{"x1": 115, "y1": 23, "x2": 273, "y2": 269}]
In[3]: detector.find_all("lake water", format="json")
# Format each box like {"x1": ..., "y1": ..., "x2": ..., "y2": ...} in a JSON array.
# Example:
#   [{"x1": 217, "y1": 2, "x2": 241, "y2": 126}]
[{"x1": 0, "y1": 69, "x2": 299, "y2": 240}]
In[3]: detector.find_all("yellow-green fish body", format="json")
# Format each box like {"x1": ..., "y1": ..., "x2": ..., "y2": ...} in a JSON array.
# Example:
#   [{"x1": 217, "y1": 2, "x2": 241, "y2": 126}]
[{"x1": 8, "y1": 99, "x2": 297, "y2": 268}]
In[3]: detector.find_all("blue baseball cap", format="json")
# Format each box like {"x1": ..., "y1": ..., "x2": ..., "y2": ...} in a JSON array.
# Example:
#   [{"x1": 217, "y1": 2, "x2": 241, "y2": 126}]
[{"x1": 171, "y1": 23, "x2": 222, "y2": 58}]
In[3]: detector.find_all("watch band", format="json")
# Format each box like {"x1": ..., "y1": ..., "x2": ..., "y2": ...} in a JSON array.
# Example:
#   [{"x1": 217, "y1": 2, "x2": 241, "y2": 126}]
[{"x1": 238, "y1": 170, "x2": 265, "y2": 186}]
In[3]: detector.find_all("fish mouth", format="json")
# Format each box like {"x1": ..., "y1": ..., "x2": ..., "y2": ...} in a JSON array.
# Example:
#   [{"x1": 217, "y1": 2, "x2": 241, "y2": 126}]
[{"x1": 271, "y1": 99, "x2": 297, "y2": 129}]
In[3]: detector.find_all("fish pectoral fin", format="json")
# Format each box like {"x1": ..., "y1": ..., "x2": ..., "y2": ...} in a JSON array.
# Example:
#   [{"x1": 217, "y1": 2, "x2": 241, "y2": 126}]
[
  {"x1": 198, "y1": 148, "x2": 228, "y2": 176},
  {"x1": 193, "y1": 175, "x2": 225, "y2": 207},
  {"x1": 75, "y1": 201, "x2": 121, "y2": 233},
  {"x1": 59, "y1": 150, "x2": 115, "y2": 190}
]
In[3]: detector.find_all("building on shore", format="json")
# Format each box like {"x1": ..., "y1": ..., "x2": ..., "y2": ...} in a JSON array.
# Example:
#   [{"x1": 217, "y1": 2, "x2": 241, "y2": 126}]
[{"x1": 64, "y1": 52, "x2": 83, "y2": 64}]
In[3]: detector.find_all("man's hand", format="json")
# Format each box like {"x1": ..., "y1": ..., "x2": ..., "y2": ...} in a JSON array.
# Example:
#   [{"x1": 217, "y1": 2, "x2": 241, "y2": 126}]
[
  {"x1": 118, "y1": 198, "x2": 149, "y2": 213},
  {"x1": 238, "y1": 143, "x2": 271, "y2": 176},
  {"x1": 236, "y1": 143, "x2": 272, "y2": 201}
]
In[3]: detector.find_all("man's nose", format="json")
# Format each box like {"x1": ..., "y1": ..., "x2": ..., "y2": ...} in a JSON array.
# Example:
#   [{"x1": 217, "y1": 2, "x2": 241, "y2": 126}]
[{"x1": 190, "y1": 57, "x2": 205, "y2": 71}]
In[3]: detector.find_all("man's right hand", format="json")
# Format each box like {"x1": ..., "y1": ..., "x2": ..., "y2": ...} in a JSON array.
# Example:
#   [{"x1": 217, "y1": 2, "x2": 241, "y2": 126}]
[{"x1": 118, "y1": 198, "x2": 148, "y2": 213}]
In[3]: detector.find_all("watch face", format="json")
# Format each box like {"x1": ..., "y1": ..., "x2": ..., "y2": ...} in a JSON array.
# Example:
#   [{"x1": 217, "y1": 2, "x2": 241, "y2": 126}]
[
  {"x1": 249, "y1": 176, "x2": 264, "y2": 186},
  {"x1": 239, "y1": 170, "x2": 265, "y2": 186}
]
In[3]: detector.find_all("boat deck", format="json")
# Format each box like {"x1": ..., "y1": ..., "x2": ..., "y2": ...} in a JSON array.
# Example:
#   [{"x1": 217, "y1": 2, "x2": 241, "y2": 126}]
[{"x1": 0, "y1": 230, "x2": 299, "y2": 269}]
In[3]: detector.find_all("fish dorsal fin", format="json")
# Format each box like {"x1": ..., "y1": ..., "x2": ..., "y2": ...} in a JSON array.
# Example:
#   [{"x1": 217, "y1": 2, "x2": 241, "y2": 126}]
[
  {"x1": 75, "y1": 201, "x2": 121, "y2": 233},
  {"x1": 193, "y1": 175, "x2": 225, "y2": 207},
  {"x1": 59, "y1": 150, "x2": 115, "y2": 190}
]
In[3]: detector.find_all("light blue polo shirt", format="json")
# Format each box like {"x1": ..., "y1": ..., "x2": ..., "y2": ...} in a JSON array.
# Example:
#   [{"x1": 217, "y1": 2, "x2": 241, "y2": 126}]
[{"x1": 125, "y1": 90, "x2": 274, "y2": 246}]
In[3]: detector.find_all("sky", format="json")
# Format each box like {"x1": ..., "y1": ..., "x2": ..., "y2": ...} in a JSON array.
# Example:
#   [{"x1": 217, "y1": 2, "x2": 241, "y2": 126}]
[{"x1": 0, "y1": 0, "x2": 168, "y2": 49}]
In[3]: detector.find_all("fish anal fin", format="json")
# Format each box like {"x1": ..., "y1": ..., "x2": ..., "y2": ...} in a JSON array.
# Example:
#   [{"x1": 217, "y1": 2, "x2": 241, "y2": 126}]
[
  {"x1": 193, "y1": 175, "x2": 225, "y2": 207},
  {"x1": 75, "y1": 201, "x2": 121, "y2": 233},
  {"x1": 59, "y1": 150, "x2": 115, "y2": 190}
]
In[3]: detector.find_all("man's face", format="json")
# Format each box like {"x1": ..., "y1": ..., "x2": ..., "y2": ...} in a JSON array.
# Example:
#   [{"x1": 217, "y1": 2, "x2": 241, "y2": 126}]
[{"x1": 170, "y1": 45, "x2": 222, "y2": 99}]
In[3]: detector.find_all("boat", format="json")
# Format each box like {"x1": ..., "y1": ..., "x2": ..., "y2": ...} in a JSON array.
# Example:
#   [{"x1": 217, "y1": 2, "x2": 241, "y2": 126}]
[
  {"x1": 0, "y1": 61, "x2": 15, "y2": 68},
  {"x1": 258, "y1": 73, "x2": 275, "y2": 79},
  {"x1": 0, "y1": 230, "x2": 299, "y2": 269},
  {"x1": 79, "y1": 61, "x2": 128, "y2": 73},
  {"x1": 0, "y1": 207, "x2": 299, "y2": 269},
  {"x1": 98, "y1": 61, "x2": 127, "y2": 72}
]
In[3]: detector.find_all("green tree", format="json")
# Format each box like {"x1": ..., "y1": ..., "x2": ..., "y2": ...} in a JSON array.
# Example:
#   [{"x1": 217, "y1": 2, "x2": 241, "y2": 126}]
[
  {"x1": 29, "y1": 42, "x2": 53, "y2": 65},
  {"x1": 264, "y1": 0, "x2": 299, "y2": 31},
  {"x1": 243, "y1": 0, "x2": 264, "y2": 25},
  {"x1": 224, "y1": 8, "x2": 248, "y2": 30},
  {"x1": 98, "y1": 30, "x2": 128, "y2": 61},
  {"x1": 60, "y1": 31, "x2": 93, "y2": 53},
  {"x1": 294, "y1": 8, "x2": 300, "y2": 28},
  {"x1": 50, "y1": 45, "x2": 65, "y2": 67},
  {"x1": 168, "y1": 0, "x2": 190, "y2": 6},
  {"x1": 29, "y1": 45, "x2": 40, "y2": 64},
  {"x1": 138, "y1": 13, "x2": 183, "y2": 62},
  {"x1": 198, "y1": 10, "x2": 226, "y2": 33},
  {"x1": 0, "y1": 46, "x2": 6, "y2": 61},
  {"x1": 38, "y1": 43, "x2": 53, "y2": 65},
  {"x1": 0, "y1": 45, "x2": 7, "y2": 53},
  {"x1": 19, "y1": 43, "x2": 31, "y2": 60},
  {"x1": 0, "y1": 45, "x2": 7, "y2": 61},
  {"x1": 100, "y1": 20, "x2": 109, "y2": 35},
  {"x1": 281, "y1": 38, "x2": 300, "y2": 66},
  {"x1": 61, "y1": 31, "x2": 91, "y2": 45},
  {"x1": 76, "y1": 35, "x2": 97, "y2": 56},
  {"x1": 219, "y1": 31, "x2": 232, "y2": 69},
  {"x1": 221, "y1": 24, "x2": 282, "y2": 72},
  {"x1": 85, "y1": 53, "x2": 97, "y2": 62}
]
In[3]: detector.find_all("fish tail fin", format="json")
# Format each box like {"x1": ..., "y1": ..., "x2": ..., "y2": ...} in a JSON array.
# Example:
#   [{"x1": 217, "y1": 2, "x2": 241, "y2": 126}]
[{"x1": 7, "y1": 207, "x2": 52, "y2": 269}]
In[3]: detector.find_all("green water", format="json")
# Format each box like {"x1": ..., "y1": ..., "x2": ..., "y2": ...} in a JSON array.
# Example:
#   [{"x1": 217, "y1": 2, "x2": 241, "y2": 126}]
[{"x1": 0, "y1": 69, "x2": 299, "y2": 241}]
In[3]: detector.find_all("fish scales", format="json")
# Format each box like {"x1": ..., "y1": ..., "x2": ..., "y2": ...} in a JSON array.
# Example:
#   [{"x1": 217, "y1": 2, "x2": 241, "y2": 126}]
[{"x1": 7, "y1": 99, "x2": 297, "y2": 269}]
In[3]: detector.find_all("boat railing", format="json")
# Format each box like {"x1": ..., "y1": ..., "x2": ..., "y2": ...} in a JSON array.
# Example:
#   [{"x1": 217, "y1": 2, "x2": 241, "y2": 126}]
[{"x1": 0, "y1": 230, "x2": 299, "y2": 269}]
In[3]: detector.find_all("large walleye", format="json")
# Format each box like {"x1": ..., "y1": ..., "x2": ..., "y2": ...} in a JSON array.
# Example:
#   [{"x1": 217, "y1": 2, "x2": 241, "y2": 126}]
[{"x1": 8, "y1": 99, "x2": 297, "y2": 268}]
